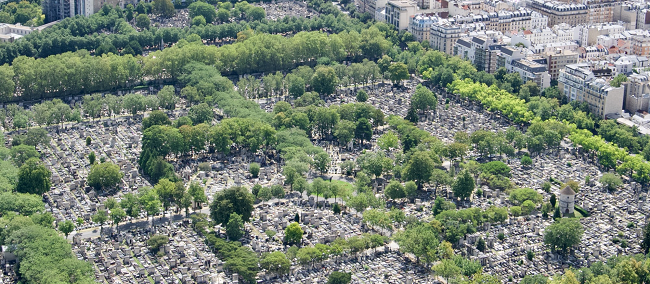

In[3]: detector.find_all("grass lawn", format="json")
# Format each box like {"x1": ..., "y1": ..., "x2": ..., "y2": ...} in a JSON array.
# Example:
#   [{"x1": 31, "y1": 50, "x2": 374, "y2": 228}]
[{"x1": 309, "y1": 179, "x2": 354, "y2": 199}]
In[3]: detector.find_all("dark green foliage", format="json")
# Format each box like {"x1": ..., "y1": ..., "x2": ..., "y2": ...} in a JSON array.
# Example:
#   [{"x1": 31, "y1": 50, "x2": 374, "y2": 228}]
[
  {"x1": 209, "y1": 186, "x2": 254, "y2": 226},
  {"x1": 327, "y1": 271, "x2": 352, "y2": 284},
  {"x1": 16, "y1": 158, "x2": 51, "y2": 195},
  {"x1": 147, "y1": 235, "x2": 169, "y2": 253}
]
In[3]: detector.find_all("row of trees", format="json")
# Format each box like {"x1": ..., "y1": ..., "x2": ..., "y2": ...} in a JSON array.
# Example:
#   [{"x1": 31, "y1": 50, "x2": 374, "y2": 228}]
[{"x1": 0, "y1": 192, "x2": 94, "y2": 283}]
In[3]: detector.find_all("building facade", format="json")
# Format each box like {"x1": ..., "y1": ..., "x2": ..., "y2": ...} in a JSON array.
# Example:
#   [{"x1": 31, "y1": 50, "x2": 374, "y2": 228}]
[
  {"x1": 527, "y1": 0, "x2": 588, "y2": 28},
  {"x1": 544, "y1": 49, "x2": 578, "y2": 80},
  {"x1": 385, "y1": 0, "x2": 419, "y2": 30},
  {"x1": 558, "y1": 63, "x2": 625, "y2": 118}
]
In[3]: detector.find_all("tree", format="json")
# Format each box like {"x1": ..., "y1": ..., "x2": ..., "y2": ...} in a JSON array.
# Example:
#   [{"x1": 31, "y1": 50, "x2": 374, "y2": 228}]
[
  {"x1": 311, "y1": 66, "x2": 338, "y2": 95},
  {"x1": 249, "y1": 162, "x2": 260, "y2": 178},
  {"x1": 285, "y1": 222, "x2": 303, "y2": 244},
  {"x1": 188, "y1": 103, "x2": 213, "y2": 124},
  {"x1": 411, "y1": 84, "x2": 437, "y2": 112},
  {"x1": 210, "y1": 186, "x2": 254, "y2": 226},
  {"x1": 226, "y1": 212, "x2": 245, "y2": 240},
  {"x1": 110, "y1": 207, "x2": 126, "y2": 232},
  {"x1": 139, "y1": 187, "x2": 161, "y2": 226},
  {"x1": 521, "y1": 155, "x2": 533, "y2": 166},
  {"x1": 404, "y1": 181, "x2": 417, "y2": 200},
  {"x1": 147, "y1": 235, "x2": 169, "y2": 254},
  {"x1": 92, "y1": 210, "x2": 108, "y2": 232},
  {"x1": 356, "y1": 90, "x2": 368, "y2": 102},
  {"x1": 188, "y1": 182, "x2": 207, "y2": 208},
  {"x1": 433, "y1": 258, "x2": 461, "y2": 282},
  {"x1": 87, "y1": 162, "x2": 124, "y2": 191},
  {"x1": 88, "y1": 151, "x2": 96, "y2": 165},
  {"x1": 153, "y1": 0, "x2": 175, "y2": 17},
  {"x1": 142, "y1": 110, "x2": 172, "y2": 130},
  {"x1": 430, "y1": 169, "x2": 451, "y2": 197},
  {"x1": 388, "y1": 62, "x2": 409, "y2": 85},
  {"x1": 188, "y1": 1, "x2": 216, "y2": 23},
  {"x1": 476, "y1": 237, "x2": 486, "y2": 252},
  {"x1": 544, "y1": 218, "x2": 584, "y2": 254},
  {"x1": 452, "y1": 170, "x2": 474, "y2": 200},
  {"x1": 58, "y1": 220, "x2": 74, "y2": 238},
  {"x1": 314, "y1": 152, "x2": 331, "y2": 175},
  {"x1": 11, "y1": 144, "x2": 40, "y2": 166},
  {"x1": 261, "y1": 251, "x2": 291, "y2": 276},
  {"x1": 192, "y1": 15, "x2": 206, "y2": 26},
  {"x1": 355, "y1": 118, "x2": 373, "y2": 145},
  {"x1": 610, "y1": 73, "x2": 628, "y2": 87},
  {"x1": 257, "y1": 186, "x2": 272, "y2": 201},
  {"x1": 384, "y1": 180, "x2": 405, "y2": 199},
  {"x1": 16, "y1": 158, "x2": 51, "y2": 195},
  {"x1": 402, "y1": 151, "x2": 435, "y2": 188},
  {"x1": 405, "y1": 105, "x2": 418, "y2": 123},
  {"x1": 600, "y1": 173, "x2": 622, "y2": 191},
  {"x1": 378, "y1": 131, "x2": 399, "y2": 150},
  {"x1": 0, "y1": 64, "x2": 15, "y2": 102},
  {"x1": 327, "y1": 271, "x2": 352, "y2": 284},
  {"x1": 86, "y1": 136, "x2": 92, "y2": 146},
  {"x1": 135, "y1": 14, "x2": 150, "y2": 29},
  {"x1": 217, "y1": 8, "x2": 230, "y2": 22}
]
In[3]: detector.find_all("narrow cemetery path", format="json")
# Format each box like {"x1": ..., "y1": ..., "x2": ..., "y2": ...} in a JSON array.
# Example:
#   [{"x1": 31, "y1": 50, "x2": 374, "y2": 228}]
[{"x1": 69, "y1": 207, "x2": 210, "y2": 240}]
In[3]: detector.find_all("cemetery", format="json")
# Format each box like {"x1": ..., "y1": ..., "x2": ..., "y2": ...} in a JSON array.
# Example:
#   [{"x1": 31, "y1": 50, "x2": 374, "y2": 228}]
[{"x1": 1, "y1": 2, "x2": 650, "y2": 283}]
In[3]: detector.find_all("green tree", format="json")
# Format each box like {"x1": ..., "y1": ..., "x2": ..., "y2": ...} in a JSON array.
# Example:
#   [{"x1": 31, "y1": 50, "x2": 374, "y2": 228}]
[
  {"x1": 314, "y1": 152, "x2": 331, "y2": 175},
  {"x1": 433, "y1": 258, "x2": 461, "y2": 282},
  {"x1": 384, "y1": 180, "x2": 405, "y2": 199},
  {"x1": 544, "y1": 218, "x2": 584, "y2": 254},
  {"x1": 284, "y1": 222, "x2": 303, "y2": 244},
  {"x1": 216, "y1": 8, "x2": 230, "y2": 22},
  {"x1": 327, "y1": 271, "x2": 352, "y2": 284},
  {"x1": 356, "y1": 90, "x2": 368, "y2": 102},
  {"x1": 139, "y1": 187, "x2": 161, "y2": 226},
  {"x1": 143, "y1": 110, "x2": 172, "y2": 130},
  {"x1": 153, "y1": 0, "x2": 175, "y2": 17},
  {"x1": 378, "y1": 131, "x2": 399, "y2": 150},
  {"x1": 402, "y1": 151, "x2": 435, "y2": 188},
  {"x1": 210, "y1": 186, "x2": 254, "y2": 226},
  {"x1": 642, "y1": 221, "x2": 650, "y2": 254},
  {"x1": 411, "y1": 84, "x2": 437, "y2": 112},
  {"x1": 87, "y1": 162, "x2": 124, "y2": 191},
  {"x1": 192, "y1": 15, "x2": 206, "y2": 26},
  {"x1": 110, "y1": 207, "x2": 126, "y2": 232},
  {"x1": 188, "y1": 1, "x2": 216, "y2": 23},
  {"x1": 476, "y1": 237, "x2": 486, "y2": 252},
  {"x1": 521, "y1": 155, "x2": 533, "y2": 166},
  {"x1": 388, "y1": 62, "x2": 409, "y2": 85},
  {"x1": 92, "y1": 210, "x2": 108, "y2": 232},
  {"x1": 610, "y1": 73, "x2": 628, "y2": 87},
  {"x1": 135, "y1": 14, "x2": 150, "y2": 29},
  {"x1": 354, "y1": 118, "x2": 373, "y2": 145},
  {"x1": 452, "y1": 170, "x2": 474, "y2": 200},
  {"x1": 226, "y1": 212, "x2": 244, "y2": 240},
  {"x1": 600, "y1": 173, "x2": 622, "y2": 191},
  {"x1": 58, "y1": 220, "x2": 74, "y2": 238},
  {"x1": 260, "y1": 251, "x2": 291, "y2": 276},
  {"x1": 11, "y1": 144, "x2": 40, "y2": 166},
  {"x1": 249, "y1": 162, "x2": 260, "y2": 178},
  {"x1": 188, "y1": 182, "x2": 207, "y2": 208},
  {"x1": 16, "y1": 158, "x2": 51, "y2": 195},
  {"x1": 311, "y1": 66, "x2": 338, "y2": 95},
  {"x1": 147, "y1": 235, "x2": 169, "y2": 254}
]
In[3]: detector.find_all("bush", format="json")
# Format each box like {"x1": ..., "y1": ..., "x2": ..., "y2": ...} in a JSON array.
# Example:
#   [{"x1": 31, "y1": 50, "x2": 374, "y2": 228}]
[
  {"x1": 497, "y1": 232, "x2": 505, "y2": 241},
  {"x1": 510, "y1": 206, "x2": 522, "y2": 216},
  {"x1": 198, "y1": 162, "x2": 211, "y2": 172},
  {"x1": 574, "y1": 205, "x2": 590, "y2": 217},
  {"x1": 249, "y1": 162, "x2": 260, "y2": 178},
  {"x1": 520, "y1": 155, "x2": 532, "y2": 166}
]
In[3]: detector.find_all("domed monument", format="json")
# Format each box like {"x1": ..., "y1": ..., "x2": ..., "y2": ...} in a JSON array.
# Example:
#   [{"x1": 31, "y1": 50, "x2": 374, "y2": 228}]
[{"x1": 559, "y1": 185, "x2": 576, "y2": 216}]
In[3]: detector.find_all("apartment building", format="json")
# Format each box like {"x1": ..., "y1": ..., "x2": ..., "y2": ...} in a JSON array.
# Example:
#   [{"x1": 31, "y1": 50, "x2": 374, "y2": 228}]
[
  {"x1": 544, "y1": 49, "x2": 578, "y2": 80},
  {"x1": 622, "y1": 74, "x2": 650, "y2": 113},
  {"x1": 585, "y1": 0, "x2": 619, "y2": 24},
  {"x1": 429, "y1": 21, "x2": 485, "y2": 54},
  {"x1": 409, "y1": 14, "x2": 438, "y2": 42},
  {"x1": 630, "y1": 33, "x2": 650, "y2": 57},
  {"x1": 454, "y1": 35, "x2": 505, "y2": 73},
  {"x1": 527, "y1": 0, "x2": 588, "y2": 28},
  {"x1": 385, "y1": 0, "x2": 419, "y2": 30},
  {"x1": 558, "y1": 63, "x2": 624, "y2": 118},
  {"x1": 574, "y1": 23, "x2": 625, "y2": 47},
  {"x1": 497, "y1": 46, "x2": 551, "y2": 88}
]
